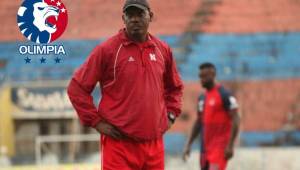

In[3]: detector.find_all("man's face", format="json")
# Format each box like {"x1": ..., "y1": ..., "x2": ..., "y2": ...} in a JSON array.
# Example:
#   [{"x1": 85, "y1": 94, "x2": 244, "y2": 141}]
[
  {"x1": 199, "y1": 68, "x2": 216, "y2": 89},
  {"x1": 122, "y1": 7, "x2": 152, "y2": 39}
]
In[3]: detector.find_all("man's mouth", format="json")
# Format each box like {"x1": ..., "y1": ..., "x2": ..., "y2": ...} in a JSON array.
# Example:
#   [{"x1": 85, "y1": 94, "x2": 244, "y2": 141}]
[
  {"x1": 132, "y1": 26, "x2": 142, "y2": 31},
  {"x1": 131, "y1": 23, "x2": 142, "y2": 28}
]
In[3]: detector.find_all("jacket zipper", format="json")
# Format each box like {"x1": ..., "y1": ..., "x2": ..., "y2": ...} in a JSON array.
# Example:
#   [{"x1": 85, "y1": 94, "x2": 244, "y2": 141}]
[{"x1": 139, "y1": 46, "x2": 145, "y2": 67}]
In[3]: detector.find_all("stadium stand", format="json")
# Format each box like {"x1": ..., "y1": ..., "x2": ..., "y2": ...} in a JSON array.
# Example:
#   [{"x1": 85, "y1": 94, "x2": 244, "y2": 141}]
[
  {"x1": 180, "y1": 32, "x2": 300, "y2": 81},
  {"x1": 201, "y1": 0, "x2": 300, "y2": 33},
  {"x1": 0, "y1": 0, "x2": 200, "y2": 41}
]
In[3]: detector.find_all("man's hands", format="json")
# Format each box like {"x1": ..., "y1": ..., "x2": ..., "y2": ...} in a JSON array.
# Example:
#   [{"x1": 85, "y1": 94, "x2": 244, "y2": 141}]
[
  {"x1": 167, "y1": 119, "x2": 174, "y2": 130},
  {"x1": 181, "y1": 120, "x2": 201, "y2": 162},
  {"x1": 94, "y1": 121, "x2": 125, "y2": 140},
  {"x1": 224, "y1": 144, "x2": 234, "y2": 160},
  {"x1": 167, "y1": 112, "x2": 176, "y2": 130},
  {"x1": 182, "y1": 144, "x2": 191, "y2": 162},
  {"x1": 95, "y1": 117, "x2": 175, "y2": 140}
]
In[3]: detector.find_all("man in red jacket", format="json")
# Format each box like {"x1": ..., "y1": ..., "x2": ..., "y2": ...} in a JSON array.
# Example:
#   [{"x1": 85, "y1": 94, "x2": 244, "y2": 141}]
[{"x1": 67, "y1": 0, "x2": 183, "y2": 169}]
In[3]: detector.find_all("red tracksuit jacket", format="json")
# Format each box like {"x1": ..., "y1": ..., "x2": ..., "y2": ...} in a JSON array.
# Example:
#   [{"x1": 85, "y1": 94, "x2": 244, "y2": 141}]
[{"x1": 67, "y1": 29, "x2": 183, "y2": 140}]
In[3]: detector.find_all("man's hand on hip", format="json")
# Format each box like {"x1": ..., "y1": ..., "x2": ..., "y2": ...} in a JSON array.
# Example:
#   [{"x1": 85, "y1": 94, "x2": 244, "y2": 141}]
[
  {"x1": 182, "y1": 143, "x2": 191, "y2": 162},
  {"x1": 95, "y1": 121, "x2": 125, "y2": 140},
  {"x1": 224, "y1": 144, "x2": 234, "y2": 160},
  {"x1": 166, "y1": 120, "x2": 171, "y2": 130}
]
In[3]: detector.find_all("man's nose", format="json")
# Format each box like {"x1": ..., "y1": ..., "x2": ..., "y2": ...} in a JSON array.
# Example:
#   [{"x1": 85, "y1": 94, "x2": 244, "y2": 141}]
[{"x1": 129, "y1": 15, "x2": 140, "y2": 22}]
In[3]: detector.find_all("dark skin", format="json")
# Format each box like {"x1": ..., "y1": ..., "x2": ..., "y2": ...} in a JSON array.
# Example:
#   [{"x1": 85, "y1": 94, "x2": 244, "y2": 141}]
[
  {"x1": 182, "y1": 67, "x2": 240, "y2": 161},
  {"x1": 95, "y1": 6, "x2": 173, "y2": 140},
  {"x1": 122, "y1": 6, "x2": 153, "y2": 42},
  {"x1": 94, "y1": 120, "x2": 126, "y2": 140}
]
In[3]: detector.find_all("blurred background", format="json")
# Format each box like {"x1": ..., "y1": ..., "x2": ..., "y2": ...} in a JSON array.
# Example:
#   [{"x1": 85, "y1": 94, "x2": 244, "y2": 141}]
[{"x1": 1, "y1": 0, "x2": 300, "y2": 169}]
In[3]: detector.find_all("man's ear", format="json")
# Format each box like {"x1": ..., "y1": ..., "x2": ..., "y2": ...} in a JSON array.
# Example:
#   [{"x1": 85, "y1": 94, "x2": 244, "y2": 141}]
[{"x1": 149, "y1": 11, "x2": 154, "y2": 22}]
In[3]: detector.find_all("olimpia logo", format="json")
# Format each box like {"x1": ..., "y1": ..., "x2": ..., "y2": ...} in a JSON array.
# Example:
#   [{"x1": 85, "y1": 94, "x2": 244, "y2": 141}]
[
  {"x1": 17, "y1": 0, "x2": 68, "y2": 63},
  {"x1": 17, "y1": 0, "x2": 68, "y2": 44}
]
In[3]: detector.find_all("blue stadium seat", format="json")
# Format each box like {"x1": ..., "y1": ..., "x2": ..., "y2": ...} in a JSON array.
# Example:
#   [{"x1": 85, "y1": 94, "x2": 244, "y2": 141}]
[
  {"x1": 180, "y1": 32, "x2": 300, "y2": 81},
  {"x1": 1, "y1": 32, "x2": 300, "y2": 82}
]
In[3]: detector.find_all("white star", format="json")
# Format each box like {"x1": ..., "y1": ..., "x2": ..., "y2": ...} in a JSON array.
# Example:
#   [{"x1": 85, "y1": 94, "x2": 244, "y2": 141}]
[
  {"x1": 61, "y1": 8, "x2": 66, "y2": 13},
  {"x1": 56, "y1": 1, "x2": 61, "y2": 6}
]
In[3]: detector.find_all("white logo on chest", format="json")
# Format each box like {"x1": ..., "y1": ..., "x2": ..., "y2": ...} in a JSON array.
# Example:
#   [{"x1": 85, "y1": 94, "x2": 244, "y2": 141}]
[
  {"x1": 209, "y1": 99, "x2": 215, "y2": 106},
  {"x1": 128, "y1": 56, "x2": 135, "y2": 62},
  {"x1": 149, "y1": 53, "x2": 156, "y2": 61}
]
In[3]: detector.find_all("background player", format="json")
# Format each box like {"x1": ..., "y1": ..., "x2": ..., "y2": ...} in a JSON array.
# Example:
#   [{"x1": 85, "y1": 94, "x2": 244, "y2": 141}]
[{"x1": 182, "y1": 62, "x2": 240, "y2": 170}]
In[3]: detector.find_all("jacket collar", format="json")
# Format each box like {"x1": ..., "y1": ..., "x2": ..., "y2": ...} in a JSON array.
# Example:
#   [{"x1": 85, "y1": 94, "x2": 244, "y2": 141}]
[
  {"x1": 118, "y1": 28, "x2": 156, "y2": 48},
  {"x1": 206, "y1": 83, "x2": 221, "y2": 92}
]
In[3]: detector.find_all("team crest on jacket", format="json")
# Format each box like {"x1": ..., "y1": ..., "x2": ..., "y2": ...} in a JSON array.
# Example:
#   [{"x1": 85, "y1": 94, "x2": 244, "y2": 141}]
[{"x1": 17, "y1": 0, "x2": 68, "y2": 44}]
